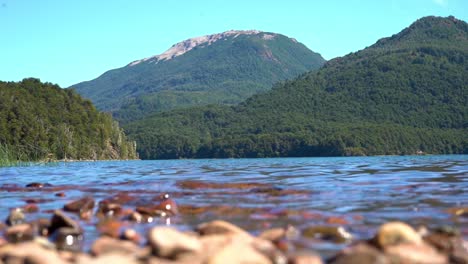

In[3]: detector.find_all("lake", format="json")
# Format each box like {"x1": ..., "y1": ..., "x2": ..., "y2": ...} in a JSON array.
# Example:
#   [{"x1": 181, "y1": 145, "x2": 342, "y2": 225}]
[{"x1": 1, "y1": 155, "x2": 467, "y2": 256}]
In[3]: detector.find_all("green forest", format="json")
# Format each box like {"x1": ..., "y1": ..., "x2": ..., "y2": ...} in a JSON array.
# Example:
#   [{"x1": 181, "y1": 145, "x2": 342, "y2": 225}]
[
  {"x1": 0, "y1": 78, "x2": 137, "y2": 164},
  {"x1": 124, "y1": 16, "x2": 467, "y2": 159}
]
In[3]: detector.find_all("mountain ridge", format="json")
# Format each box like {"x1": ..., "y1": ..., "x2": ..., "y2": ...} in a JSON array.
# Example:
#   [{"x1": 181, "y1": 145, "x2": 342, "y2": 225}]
[
  {"x1": 123, "y1": 16, "x2": 468, "y2": 159},
  {"x1": 71, "y1": 30, "x2": 325, "y2": 122}
]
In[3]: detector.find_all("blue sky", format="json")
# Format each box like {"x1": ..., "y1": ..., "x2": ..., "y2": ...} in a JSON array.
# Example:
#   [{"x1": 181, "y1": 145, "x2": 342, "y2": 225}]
[{"x1": 0, "y1": 0, "x2": 466, "y2": 87}]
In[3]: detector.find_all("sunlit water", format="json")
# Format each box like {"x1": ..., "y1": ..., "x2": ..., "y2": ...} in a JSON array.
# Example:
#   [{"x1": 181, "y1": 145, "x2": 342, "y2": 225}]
[{"x1": 1, "y1": 155, "x2": 467, "y2": 255}]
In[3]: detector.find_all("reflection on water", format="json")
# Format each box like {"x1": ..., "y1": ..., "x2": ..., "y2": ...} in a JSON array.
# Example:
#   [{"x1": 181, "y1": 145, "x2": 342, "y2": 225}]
[{"x1": 0, "y1": 155, "x2": 467, "y2": 254}]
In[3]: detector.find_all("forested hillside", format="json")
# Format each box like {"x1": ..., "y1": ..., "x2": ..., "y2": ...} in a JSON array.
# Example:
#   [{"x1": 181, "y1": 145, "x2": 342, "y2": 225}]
[
  {"x1": 71, "y1": 30, "x2": 325, "y2": 123},
  {"x1": 0, "y1": 79, "x2": 137, "y2": 162},
  {"x1": 124, "y1": 16, "x2": 467, "y2": 159}
]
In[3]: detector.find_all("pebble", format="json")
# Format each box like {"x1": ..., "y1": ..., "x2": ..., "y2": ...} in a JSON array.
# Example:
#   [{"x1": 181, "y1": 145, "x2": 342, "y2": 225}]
[
  {"x1": 328, "y1": 243, "x2": 389, "y2": 264},
  {"x1": 197, "y1": 220, "x2": 251, "y2": 237},
  {"x1": 206, "y1": 240, "x2": 272, "y2": 264},
  {"x1": 147, "y1": 226, "x2": 202, "y2": 259},
  {"x1": 384, "y1": 242, "x2": 448, "y2": 264},
  {"x1": 63, "y1": 196, "x2": 95, "y2": 214},
  {"x1": 48, "y1": 210, "x2": 82, "y2": 235},
  {"x1": 302, "y1": 225, "x2": 352, "y2": 243},
  {"x1": 5, "y1": 223, "x2": 34, "y2": 243},
  {"x1": 6, "y1": 208, "x2": 25, "y2": 226},
  {"x1": 54, "y1": 227, "x2": 84, "y2": 252},
  {"x1": 375, "y1": 221, "x2": 422, "y2": 248},
  {"x1": 90, "y1": 236, "x2": 140, "y2": 257}
]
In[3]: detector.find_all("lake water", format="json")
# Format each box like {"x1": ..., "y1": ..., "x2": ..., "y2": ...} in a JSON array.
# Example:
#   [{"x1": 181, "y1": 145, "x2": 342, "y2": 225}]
[{"x1": 1, "y1": 155, "x2": 467, "y2": 255}]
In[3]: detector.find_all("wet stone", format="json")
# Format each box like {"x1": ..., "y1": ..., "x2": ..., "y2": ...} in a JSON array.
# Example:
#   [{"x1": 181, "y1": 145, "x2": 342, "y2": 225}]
[
  {"x1": 48, "y1": 210, "x2": 81, "y2": 235},
  {"x1": 97, "y1": 219, "x2": 124, "y2": 238},
  {"x1": 120, "y1": 229, "x2": 142, "y2": 244},
  {"x1": 328, "y1": 243, "x2": 389, "y2": 264},
  {"x1": 90, "y1": 236, "x2": 140, "y2": 257},
  {"x1": 5, "y1": 223, "x2": 34, "y2": 243},
  {"x1": 23, "y1": 203, "x2": 39, "y2": 213},
  {"x1": 147, "y1": 226, "x2": 202, "y2": 259},
  {"x1": 197, "y1": 220, "x2": 250, "y2": 237},
  {"x1": 288, "y1": 253, "x2": 323, "y2": 264},
  {"x1": 302, "y1": 226, "x2": 352, "y2": 243},
  {"x1": 32, "y1": 218, "x2": 51, "y2": 237},
  {"x1": 63, "y1": 196, "x2": 95, "y2": 214},
  {"x1": 374, "y1": 221, "x2": 422, "y2": 248},
  {"x1": 384, "y1": 242, "x2": 448, "y2": 264},
  {"x1": 6, "y1": 208, "x2": 25, "y2": 226},
  {"x1": 97, "y1": 202, "x2": 122, "y2": 218},
  {"x1": 54, "y1": 227, "x2": 84, "y2": 252},
  {"x1": 25, "y1": 182, "x2": 52, "y2": 188}
]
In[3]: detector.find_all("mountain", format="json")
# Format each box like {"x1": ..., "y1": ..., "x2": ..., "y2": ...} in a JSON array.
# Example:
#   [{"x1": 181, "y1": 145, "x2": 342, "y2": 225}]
[
  {"x1": 71, "y1": 30, "x2": 325, "y2": 122},
  {"x1": 123, "y1": 16, "x2": 467, "y2": 159},
  {"x1": 0, "y1": 78, "x2": 138, "y2": 162}
]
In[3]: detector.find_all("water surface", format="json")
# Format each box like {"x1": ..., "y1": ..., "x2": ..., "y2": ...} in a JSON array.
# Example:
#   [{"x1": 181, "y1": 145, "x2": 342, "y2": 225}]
[{"x1": 1, "y1": 155, "x2": 467, "y2": 255}]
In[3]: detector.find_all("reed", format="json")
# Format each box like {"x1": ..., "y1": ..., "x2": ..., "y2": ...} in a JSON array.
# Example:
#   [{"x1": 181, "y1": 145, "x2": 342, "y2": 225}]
[{"x1": 0, "y1": 144, "x2": 20, "y2": 167}]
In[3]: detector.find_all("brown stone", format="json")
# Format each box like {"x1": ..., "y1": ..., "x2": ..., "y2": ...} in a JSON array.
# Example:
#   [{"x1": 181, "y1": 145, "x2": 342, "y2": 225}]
[
  {"x1": 54, "y1": 227, "x2": 84, "y2": 252},
  {"x1": 97, "y1": 202, "x2": 122, "y2": 218},
  {"x1": 90, "y1": 236, "x2": 140, "y2": 257},
  {"x1": 302, "y1": 226, "x2": 352, "y2": 243},
  {"x1": 288, "y1": 253, "x2": 323, "y2": 264},
  {"x1": 6, "y1": 208, "x2": 25, "y2": 226},
  {"x1": 197, "y1": 220, "x2": 250, "y2": 237},
  {"x1": 120, "y1": 229, "x2": 142, "y2": 244},
  {"x1": 63, "y1": 196, "x2": 95, "y2": 213},
  {"x1": 375, "y1": 221, "x2": 422, "y2": 248},
  {"x1": 48, "y1": 210, "x2": 81, "y2": 236},
  {"x1": 80, "y1": 253, "x2": 140, "y2": 264},
  {"x1": 206, "y1": 240, "x2": 271, "y2": 264},
  {"x1": 97, "y1": 219, "x2": 124, "y2": 238},
  {"x1": 384, "y1": 242, "x2": 448, "y2": 264},
  {"x1": 23, "y1": 203, "x2": 39, "y2": 213},
  {"x1": 5, "y1": 223, "x2": 34, "y2": 243},
  {"x1": 147, "y1": 226, "x2": 202, "y2": 258},
  {"x1": 0, "y1": 242, "x2": 65, "y2": 264},
  {"x1": 328, "y1": 243, "x2": 390, "y2": 264}
]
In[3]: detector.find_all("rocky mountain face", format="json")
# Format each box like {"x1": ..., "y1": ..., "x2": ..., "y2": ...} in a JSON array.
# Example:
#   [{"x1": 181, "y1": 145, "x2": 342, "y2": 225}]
[{"x1": 71, "y1": 30, "x2": 325, "y2": 123}]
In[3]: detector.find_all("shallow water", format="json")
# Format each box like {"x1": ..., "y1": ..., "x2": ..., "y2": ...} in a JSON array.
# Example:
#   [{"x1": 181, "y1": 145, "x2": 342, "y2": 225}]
[{"x1": 1, "y1": 155, "x2": 467, "y2": 255}]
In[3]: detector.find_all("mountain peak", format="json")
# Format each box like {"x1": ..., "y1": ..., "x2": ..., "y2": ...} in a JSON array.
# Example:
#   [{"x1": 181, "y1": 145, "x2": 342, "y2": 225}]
[
  {"x1": 373, "y1": 16, "x2": 467, "y2": 48},
  {"x1": 129, "y1": 30, "x2": 269, "y2": 66}
]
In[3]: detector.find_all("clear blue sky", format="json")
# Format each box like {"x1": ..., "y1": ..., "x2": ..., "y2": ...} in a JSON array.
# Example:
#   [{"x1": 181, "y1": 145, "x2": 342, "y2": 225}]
[{"x1": 1, "y1": 0, "x2": 466, "y2": 87}]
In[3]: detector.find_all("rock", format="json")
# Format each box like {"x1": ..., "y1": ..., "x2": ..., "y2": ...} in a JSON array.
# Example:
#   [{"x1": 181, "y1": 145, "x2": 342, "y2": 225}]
[
  {"x1": 251, "y1": 238, "x2": 287, "y2": 264},
  {"x1": 5, "y1": 223, "x2": 34, "y2": 243},
  {"x1": 302, "y1": 226, "x2": 352, "y2": 243},
  {"x1": 206, "y1": 240, "x2": 272, "y2": 264},
  {"x1": 48, "y1": 210, "x2": 81, "y2": 235},
  {"x1": 97, "y1": 219, "x2": 124, "y2": 238},
  {"x1": 26, "y1": 182, "x2": 52, "y2": 188},
  {"x1": 6, "y1": 208, "x2": 25, "y2": 226},
  {"x1": 120, "y1": 229, "x2": 142, "y2": 244},
  {"x1": 375, "y1": 221, "x2": 422, "y2": 248},
  {"x1": 34, "y1": 218, "x2": 51, "y2": 236},
  {"x1": 447, "y1": 207, "x2": 468, "y2": 217},
  {"x1": 78, "y1": 253, "x2": 140, "y2": 264},
  {"x1": 384, "y1": 242, "x2": 448, "y2": 264},
  {"x1": 55, "y1": 192, "x2": 66, "y2": 197},
  {"x1": 197, "y1": 220, "x2": 250, "y2": 237},
  {"x1": 97, "y1": 202, "x2": 122, "y2": 218},
  {"x1": 136, "y1": 206, "x2": 167, "y2": 217},
  {"x1": 288, "y1": 253, "x2": 323, "y2": 264},
  {"x1": 328, "y1": 243, "x2": 389, "y2": 264},
  {"x1": 90, "y1": 236, "x2": 140, "y2": 257},
  {"x1": 54, "y1": 227, "x2": 84, "y2": 252},
  {"x1": 0, "y1": 241, "x2": 65, "y2": 264},
  {"x1": 155, "y1": 198, "x2": 179, "y2": 216},
  {"x1": 147, "y1": 226, "x2": 202, "y2": 258},
  {"x1": 259, "y1": 225, "x2": 299, "y2": 242},
  {"x1": 425, "y1": 233, "x2": 468, "y2": 264},
  {"x1": 63, "y1": 196, "x2": 95, "y2": 214}
]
